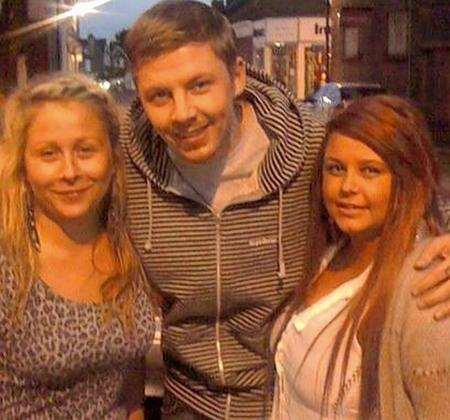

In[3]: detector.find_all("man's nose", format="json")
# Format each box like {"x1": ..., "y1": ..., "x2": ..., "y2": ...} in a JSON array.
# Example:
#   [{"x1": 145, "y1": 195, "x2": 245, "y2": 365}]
[{"x1": 171, "y1": 92, "x2": 195, "y2": 124}]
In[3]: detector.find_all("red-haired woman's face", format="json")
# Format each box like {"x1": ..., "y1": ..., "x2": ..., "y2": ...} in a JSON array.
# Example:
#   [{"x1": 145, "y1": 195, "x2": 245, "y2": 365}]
[{"x1": 322, "y1": 133, "x2": 393, "y2": 242}]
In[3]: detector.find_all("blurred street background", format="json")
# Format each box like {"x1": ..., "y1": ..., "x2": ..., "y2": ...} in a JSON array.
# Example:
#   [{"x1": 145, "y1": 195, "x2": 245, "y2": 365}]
[
  {"x1": 1, "y1": 0, "x2": 449, "y2": 145},
  {"x1": 437, "y1": 146, "x2": 450, "y2": 191}
]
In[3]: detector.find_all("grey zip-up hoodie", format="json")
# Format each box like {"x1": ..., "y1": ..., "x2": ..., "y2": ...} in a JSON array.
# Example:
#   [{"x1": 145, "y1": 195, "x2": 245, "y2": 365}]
[{"x1": 120, "y1": 67, "x2": 326, "y2": 419}]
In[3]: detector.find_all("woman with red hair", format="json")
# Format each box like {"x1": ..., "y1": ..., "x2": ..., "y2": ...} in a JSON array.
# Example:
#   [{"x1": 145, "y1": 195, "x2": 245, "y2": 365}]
[{"x1": 272, "y1": 95, "x2": 450, "y2": 419}]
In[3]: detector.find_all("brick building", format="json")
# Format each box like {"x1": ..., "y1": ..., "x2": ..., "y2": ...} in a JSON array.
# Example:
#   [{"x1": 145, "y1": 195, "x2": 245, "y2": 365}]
[
  {"x1": 0, "y1": 0, "x2": 82, "y2": 92},
  {"x1": 218, "y1": 0, "x2": 327, "y2": 99},
  {"x1": 330, "y1": 0, "x2": 450, "y2": 141}
]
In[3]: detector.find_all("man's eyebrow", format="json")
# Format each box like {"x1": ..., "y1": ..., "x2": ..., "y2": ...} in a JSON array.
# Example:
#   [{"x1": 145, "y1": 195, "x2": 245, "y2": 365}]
[
  {"x1": 142, "y1": 72, "x2": 213, "y2": 90},
  {"x1": 142, "y1": 86, "x2": 168, "y2": 96}
]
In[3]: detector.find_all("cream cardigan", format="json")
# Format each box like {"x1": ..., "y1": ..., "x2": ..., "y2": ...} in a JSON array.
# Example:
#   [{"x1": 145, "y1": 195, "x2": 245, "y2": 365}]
[{"x1": 380, "y1": 238, "x2": 450, "y2": 419}]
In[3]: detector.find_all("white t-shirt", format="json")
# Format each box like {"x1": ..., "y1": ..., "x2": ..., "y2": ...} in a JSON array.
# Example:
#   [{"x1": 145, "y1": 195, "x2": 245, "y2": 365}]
[{"x1": 272, "y1": 248, "x2": 370, "y2": 419}]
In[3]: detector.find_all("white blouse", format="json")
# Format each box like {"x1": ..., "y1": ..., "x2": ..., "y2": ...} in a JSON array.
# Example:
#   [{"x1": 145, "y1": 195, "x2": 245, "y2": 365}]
[{"x1": 271, "y1": 250, "x2": 370, "y2": 419}]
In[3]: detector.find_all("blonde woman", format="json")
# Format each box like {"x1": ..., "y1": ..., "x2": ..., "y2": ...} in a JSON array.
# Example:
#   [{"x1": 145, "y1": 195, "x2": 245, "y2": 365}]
[{"x1": 0, "y1": 74, "x2": 158, "y2": 418}]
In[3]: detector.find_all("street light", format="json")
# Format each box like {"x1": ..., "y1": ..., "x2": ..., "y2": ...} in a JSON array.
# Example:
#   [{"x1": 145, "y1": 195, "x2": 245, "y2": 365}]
[
  {"x1": 0, "y1": 0, "x2": 112, "y2": 40},
  {"x1": 70, "y1": 0, "x2": 110, "y2": 18}
]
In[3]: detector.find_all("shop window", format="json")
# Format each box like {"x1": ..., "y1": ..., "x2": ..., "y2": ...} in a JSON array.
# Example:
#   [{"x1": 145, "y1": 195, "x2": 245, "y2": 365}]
[
  {"x1": 271, "y1": 43, "x2": 297, "y2": 95},
  {"x1": 305, "y1": 46, "x2": 326, "y2": 98},
  {"x1": 341, "y1": 8, "x2": 372, "y2": 60},
  {"x1": 343, "y1": 27, "x2": 359, "y2": 59},
  {"x1": 388, "y1": 11, "x2": 408, "y2": 58}
]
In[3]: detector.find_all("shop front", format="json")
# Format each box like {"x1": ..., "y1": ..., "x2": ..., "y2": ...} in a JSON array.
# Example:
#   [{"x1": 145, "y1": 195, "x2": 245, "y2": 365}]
[{"x1": 234, "y1": 17, "x2": 326, "y2": 99}]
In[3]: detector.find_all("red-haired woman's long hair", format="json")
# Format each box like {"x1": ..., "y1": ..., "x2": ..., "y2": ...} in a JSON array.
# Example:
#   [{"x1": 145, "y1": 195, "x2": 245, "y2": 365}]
[{"x1": 272, "y1": 95, "x2": 444, "y2": 418}]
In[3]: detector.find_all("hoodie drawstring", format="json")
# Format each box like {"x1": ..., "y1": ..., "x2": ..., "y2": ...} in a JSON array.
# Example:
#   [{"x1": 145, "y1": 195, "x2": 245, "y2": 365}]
[
  {"x1": 277, "y1": 188, "x2": 286, "y2": 288},
  {"x1": 144, "y1": 178, "x2": 153, "y2": 253}
]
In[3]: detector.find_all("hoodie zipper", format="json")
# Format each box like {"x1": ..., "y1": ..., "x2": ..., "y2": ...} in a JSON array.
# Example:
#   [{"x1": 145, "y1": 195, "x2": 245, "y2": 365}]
[
  {"x1": 214, "y1": 214, "x2": 226, "y2": 387},
  {"x1": 215, "y1": 214, "x2": 232, "y2": 419}
]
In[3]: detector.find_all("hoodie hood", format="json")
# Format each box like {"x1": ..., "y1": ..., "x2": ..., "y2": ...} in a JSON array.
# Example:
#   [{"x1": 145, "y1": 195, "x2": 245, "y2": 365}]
[{"x1": 123, "y1": 64, "x2": 325, "y2": 196}]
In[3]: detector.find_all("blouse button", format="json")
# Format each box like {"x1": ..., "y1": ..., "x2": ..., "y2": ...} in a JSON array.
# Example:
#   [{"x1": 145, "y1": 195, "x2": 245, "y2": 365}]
[
  {"x1": 294, "y1": 318, "x2": 307, "y2": 331},
  {"x1": 277, "y1": 363, "x2": 284, "y2": 374},
  {"x1": 275, "y1": 355, "x2": 284, "y2": 374}
]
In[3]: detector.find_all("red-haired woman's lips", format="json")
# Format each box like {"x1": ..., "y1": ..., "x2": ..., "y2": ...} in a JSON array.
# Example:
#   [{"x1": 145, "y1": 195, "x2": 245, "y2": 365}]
[{"x1": 335, "y1": 202, "x2": 367, "y2": 215}]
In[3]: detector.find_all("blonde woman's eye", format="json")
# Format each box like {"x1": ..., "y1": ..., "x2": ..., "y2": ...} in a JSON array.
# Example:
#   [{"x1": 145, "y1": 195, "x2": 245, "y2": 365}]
[
  {"x1": 78, "y1": 147, "x2": 95, "y2": 157},
  {"x1": 39, "y1": 149, "x2": 57, "y2": 160}
]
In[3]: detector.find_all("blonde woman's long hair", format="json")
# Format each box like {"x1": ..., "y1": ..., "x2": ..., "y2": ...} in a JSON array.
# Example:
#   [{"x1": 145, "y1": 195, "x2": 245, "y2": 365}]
[{"x1": 0, "y1": 73, "x2": 149, "y2": 329}]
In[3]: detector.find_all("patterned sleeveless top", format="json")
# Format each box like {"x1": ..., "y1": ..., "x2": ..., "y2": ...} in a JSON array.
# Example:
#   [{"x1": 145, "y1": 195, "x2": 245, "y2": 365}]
[{"x1": 0, "y1": 255, "x2": 156, "y2": 419}]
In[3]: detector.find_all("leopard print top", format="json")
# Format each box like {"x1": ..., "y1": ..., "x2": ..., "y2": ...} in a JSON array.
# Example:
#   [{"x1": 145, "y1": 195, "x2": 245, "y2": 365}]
[{"x1": 0, "y1": 256, "x2": 156, "y2": 419}]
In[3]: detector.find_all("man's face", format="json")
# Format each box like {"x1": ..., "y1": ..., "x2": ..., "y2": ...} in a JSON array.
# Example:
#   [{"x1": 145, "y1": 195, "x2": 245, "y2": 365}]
[{"x1": 135, "y1": 42, "x2": 245, "y2": 164}]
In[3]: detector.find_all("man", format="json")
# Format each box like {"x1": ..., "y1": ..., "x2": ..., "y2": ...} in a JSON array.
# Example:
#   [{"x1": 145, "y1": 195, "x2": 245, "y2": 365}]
[{"x1": 121, "y1": 1, "x2": 450, "y2": 418}]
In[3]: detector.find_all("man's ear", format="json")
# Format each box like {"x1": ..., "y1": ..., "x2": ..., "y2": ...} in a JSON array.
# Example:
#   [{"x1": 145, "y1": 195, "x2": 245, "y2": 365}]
[{"x1": 232, "y1": 57, "x2": 246, "y2": 98}]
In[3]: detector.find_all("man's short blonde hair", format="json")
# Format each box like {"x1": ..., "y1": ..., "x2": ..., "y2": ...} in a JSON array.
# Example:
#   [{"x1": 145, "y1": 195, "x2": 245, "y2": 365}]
[{"x1": 125, "y1": 0, "x2": 238, "y2": 74}]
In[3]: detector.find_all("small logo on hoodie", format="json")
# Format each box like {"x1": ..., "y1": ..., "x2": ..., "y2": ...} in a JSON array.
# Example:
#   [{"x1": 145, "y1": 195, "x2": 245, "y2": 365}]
[{"x1": 249, "y1": 236, "x2": 278, "y2": 247}]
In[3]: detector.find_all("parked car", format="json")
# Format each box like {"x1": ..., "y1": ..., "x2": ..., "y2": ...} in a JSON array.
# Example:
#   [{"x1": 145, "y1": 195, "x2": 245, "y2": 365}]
[{"x1": 307, "y1": 82, "x2": 386, "y2": 109}]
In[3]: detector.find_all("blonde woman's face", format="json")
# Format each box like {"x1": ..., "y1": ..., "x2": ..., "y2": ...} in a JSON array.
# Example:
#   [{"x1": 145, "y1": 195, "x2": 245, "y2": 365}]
[
  {"x1": 24, "y1": 100, "x2": 114, "y2": 226},
  {"x1": 322, "y1": 133, "x2": 393, "y2": 242}
]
